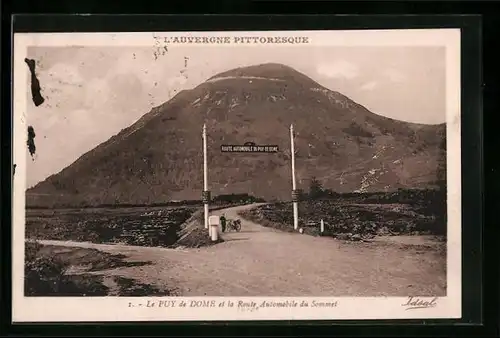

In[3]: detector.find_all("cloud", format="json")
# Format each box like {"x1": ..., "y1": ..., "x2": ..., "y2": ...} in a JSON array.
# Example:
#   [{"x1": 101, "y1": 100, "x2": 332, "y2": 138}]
[
  {"x1": 384, "y1": 68, "x2": 406, "y2": 83},
  {"x1": 316, "y1": 60, "x2": 359, "y2": 79},
  {"x1": 37, "y1": 63, "x2": 85, "y2": 107},
  {"x1": 83, "y1": 78, "x2": 111, "y2": 109},
  {"x1": 361, "y1": 80, "x2": 378, "y2": 91},
  {"x1": 42, "y1": 62, "x2": 84, "y2": 85}
]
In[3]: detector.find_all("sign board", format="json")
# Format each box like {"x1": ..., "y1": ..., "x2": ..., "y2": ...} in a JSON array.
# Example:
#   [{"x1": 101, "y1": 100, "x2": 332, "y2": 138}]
[
  {"x1": 202, "y1": 190, "x2": 211, "y2": 203},
  {"x1": 208, "y1": 215, "x2": 220, "y2": 226},
  {"x1": 220, "y1": 142, "x2": 279, "y2": 153}
]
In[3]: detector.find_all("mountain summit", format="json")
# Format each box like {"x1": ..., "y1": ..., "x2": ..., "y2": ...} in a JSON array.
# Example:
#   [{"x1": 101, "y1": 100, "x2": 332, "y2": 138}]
[
  {"x1": 27, "y1": 63, "x2": 446, "y2": 207},
  {"x1": 207, "y1": 63, "x2": 320, "y2": 84}
]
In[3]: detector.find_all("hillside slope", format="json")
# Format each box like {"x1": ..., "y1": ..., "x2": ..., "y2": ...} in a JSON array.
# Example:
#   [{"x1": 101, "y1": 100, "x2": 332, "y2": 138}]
[{"x1": 27, "y1": 63, "x2": 446, "y2": 207}]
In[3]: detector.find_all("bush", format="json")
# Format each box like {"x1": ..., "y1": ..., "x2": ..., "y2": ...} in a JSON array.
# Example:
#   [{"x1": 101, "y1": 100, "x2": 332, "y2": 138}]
[
  {"x1": 25, "y1": 241, "x2": 69, "y2": 295},
  {"x1": 25, "y1": 207, "x2": 197, "y2": 248},
  {"x1": 213, "y1": 193, "x2": 265, "y2": 204},
  {"x1": 239, "y1": 191, "x2": 446, "y2": 240},
  {"x1": 24, "y1": 241, "x2": 111, "y2": 296},
  {"x1": 308, "y1": 177, "x2": 324, "y2": 200}
]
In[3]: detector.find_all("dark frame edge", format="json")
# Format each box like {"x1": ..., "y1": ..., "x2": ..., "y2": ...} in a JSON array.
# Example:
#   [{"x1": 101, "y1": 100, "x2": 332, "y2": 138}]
[{"x1": 3, "y1": 12, "x2": 490, "y2": 337}]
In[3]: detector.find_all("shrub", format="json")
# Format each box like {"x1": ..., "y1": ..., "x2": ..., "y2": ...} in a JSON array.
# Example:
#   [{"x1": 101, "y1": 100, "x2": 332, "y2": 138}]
[
  {"x1": 239, "y1": 192, "x2": 446, "y2": 240},
  {"x1": 24, "y1": 241, "x2": 110, "y2": 296},
  {"x1": 213, "y1": 193, "x2": 265, "y2": 204},
  {"x1": 308, "y1": 176, "x2": 324, "y2": 200},
  {"x1": 24, "y1": 241, "x2": 69, "y2": 295}
]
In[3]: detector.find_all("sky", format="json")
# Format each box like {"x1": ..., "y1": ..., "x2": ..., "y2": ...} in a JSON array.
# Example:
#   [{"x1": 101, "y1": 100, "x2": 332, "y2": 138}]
[{"x1": 24, "y1": 44, "x2": 445, "y2": 187}]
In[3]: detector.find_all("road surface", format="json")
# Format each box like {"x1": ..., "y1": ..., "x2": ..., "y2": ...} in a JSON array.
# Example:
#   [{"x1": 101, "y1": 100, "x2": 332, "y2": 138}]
[{"x1": 37, "y1": 204, "x2": 446, "y2": 297}]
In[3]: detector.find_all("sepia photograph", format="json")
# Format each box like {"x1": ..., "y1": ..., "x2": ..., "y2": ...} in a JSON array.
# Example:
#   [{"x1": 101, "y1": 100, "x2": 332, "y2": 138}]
[{"x1": 12, "y1": 29, "x2": 462, "y2": 322}]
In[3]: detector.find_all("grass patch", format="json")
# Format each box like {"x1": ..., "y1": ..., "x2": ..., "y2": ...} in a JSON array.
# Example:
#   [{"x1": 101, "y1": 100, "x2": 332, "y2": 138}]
[
  {"x1": 239, "y1": 190, "x2": 446, "y2": 241},
  {"x1": 175, "y1": 211, "x2": 224, "y2": 248},
  {"x1": 176, "y1": 227, "x2": 224, "y2": 248},
  {"x1": 26, "y1": 203, "x2": 247, "y2": 249},
  {"x1": 25, "y1": 206, "x2": 197, "y2": 248},
  {"x1": 112, "y1": 276, "x2": 172, "y2": 296},
  {"x1": 25, "y1": 241, "x2": 172, "y2": 296}
]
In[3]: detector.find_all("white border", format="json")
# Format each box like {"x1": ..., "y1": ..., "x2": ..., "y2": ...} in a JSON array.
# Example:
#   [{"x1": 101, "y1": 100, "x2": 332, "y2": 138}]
[{"x1": 12, "y1": 29, "x2": 462, "y2": 322}]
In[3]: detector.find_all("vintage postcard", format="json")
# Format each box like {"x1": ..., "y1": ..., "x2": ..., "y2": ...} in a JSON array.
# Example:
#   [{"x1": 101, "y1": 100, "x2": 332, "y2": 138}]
[{"x1": 12, "y1": 29, "x2": 461, "y2": 322}]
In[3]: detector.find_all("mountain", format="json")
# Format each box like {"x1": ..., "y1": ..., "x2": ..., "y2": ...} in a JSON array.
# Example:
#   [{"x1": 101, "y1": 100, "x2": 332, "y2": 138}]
[{"x1": 26, "y1": 63, "x2": 446, "y2": 207}]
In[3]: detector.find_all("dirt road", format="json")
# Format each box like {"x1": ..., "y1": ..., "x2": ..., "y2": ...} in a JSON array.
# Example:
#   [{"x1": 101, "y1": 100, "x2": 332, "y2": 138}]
[{"x1": 37, "y1": 204, "x2": 446, "y2": 297}]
